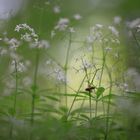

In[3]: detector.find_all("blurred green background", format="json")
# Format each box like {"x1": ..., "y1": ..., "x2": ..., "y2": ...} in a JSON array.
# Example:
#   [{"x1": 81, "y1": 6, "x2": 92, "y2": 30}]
[{"x1": 1, "y1": 0, "x2": 139, "y2": 69}]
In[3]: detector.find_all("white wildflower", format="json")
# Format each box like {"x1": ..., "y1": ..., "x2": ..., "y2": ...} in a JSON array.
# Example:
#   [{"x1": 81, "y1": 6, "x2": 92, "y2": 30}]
[
  {"x1": 108, "y1": 26, "x2": 119, "y2": 37},
  {"x1": 11, "y1": 61, "x2": 27, "y2": 72},
  {"x1": 73, "y1": 14, "x2": 82, "y2": 20},
  {"x1": 126, "y1": 18, "x2": 140, "y2": 28},
  {"x1": 8, "y1": 38, "x2": 20, "y2": 50},
  {"x1": 55, "y1": 18, "x2": 69, "y2": 31},
  {"x1": 15, "y1": 23, "x2": 38, "y2": 43},
  {"x1": 95, "y1": 24, "x2": 103, "y2": 29},
  {"x1": 86, "y1": 35, "x2": 95, "y2": 43},
  {"x1": 15, "y1": 25, "x2": 22, "y2": 32},
  {"x1": 54, "y1": 68, "x2": 66, "y2": 83},
  {"x1": 114, "y1": 16, "x2": 122, "y2": 24},
  {"x1": 69, "y1": 27, "x2": 75, "y2": 33},
  {"x1": 51, "y1": 30, "x2": 56, "y2": 38},
  {"x1": 46, "y1": 59, "x2": 52, "y2": 65},
  {"x1": 53, "y1": 6, "x2": 61, "y2": 13},
  {"x1": 81, "y1": 59, "x2": 92, "y2": 70},
  {"x1": 38, "y1": 40, "x2": 50, "y2": 49},
  {"x1": 136, "y1": 24, "x2": 140, "y2": 32},
  {"x1": 21, "y1": 33, "x2": 32, "y2": 42}
]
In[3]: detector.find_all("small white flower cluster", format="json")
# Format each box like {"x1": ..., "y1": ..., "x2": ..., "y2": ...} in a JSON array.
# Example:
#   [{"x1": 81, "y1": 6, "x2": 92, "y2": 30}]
[
  {"x1": 73, "y1": 57, "x2": 93, "y2": 72},
  {"x1": 38, "y1": 40, "x2": 50, "y2": 49},
  {"x1": 73, "y1": 14, "x2": 82, "y2": 20},
  {"x1": 108, "y1": 26, "x2": 119, "y2": 37},
  {"x1": 53, "y1": 5, "x2": 61, "y2": 14},
  {"x1": 52, "y1": 14, "x2": 82, "y2": 36},
  {"x1": 86, "y1": 24, "x2": 103, "y2": 44},
  {"x1": 81, "y1": 59, "x2": 92, "y2": 70},
  {"x1": 54, "y1": 68, "x2": 66, "y2": 83},
  {"x1": 0, "y1": 36, "x2": 23, "y2": 61},
  {"x1": 113, "y1": 16, "x2": 122, "y2": 25},
  {"x1": 10, "y1": 60, "x2": 27, "y2": 73},
  {"x1": 15, "y1": 23, "x2": 39, "y2": 44},
  {"x1": 15, "y1": 23, "x2": 51, "y2": 49},
  {"x1": 40, "y1": 58, "x2": 67, "y2": 84},
  {"x1": 55, "y1": 18, "x2": 70, "y2": 31},
  {"x1": 8, "y1": 38, "x2": 20, "y2": 50},
  {"x1": 136, "y1": 24, "x2": 140, "y2": 32},
  {"x1": 126, "y1": 18, "x2": 140, "y2": 29},
  {"x1": 30, "y1": 40, "x2": 50, "y2": 49},
  {"x1": 126, "y1": 18, "x2": 140, "y2": 40},
  {"x1": 69, "y1": 27, "x2": 75, "y2": 33},
  {"x1": 86, "y1": 24, "x2": 120, "y2": 46}
]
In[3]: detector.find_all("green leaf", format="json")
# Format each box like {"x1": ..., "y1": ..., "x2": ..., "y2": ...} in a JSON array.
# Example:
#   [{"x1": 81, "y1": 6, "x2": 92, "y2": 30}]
[
  {"x1": 99, "y1": 94, "x2": 124, "y2": 101},
  {"x1": 70, "y1": 108, "x2": 86, "y2": 115},
  {"x1": 80, "y1": 114, "x2": 90, "y2": 121},
  {"x1": 61, "y1": 93, "x2": 85, "y2": 98},
  {"x1": 59, "y1": 106, "x2": 68, "y2": 113},
  {"x1": 99, "y1": 94, "x2": 116, "y2": 101},
  {"x1": 79, "y1": 91, "x2": 95, "y2": 98},
  {"x1": 43, "y1": 95, "x2": 60, "y2": 102},
  {"x1": 96, "y1": 87, "x2": 105, "y2": 99},
  {"x1": 31, "y1": 85, "x2": 38, "y2": 92}
]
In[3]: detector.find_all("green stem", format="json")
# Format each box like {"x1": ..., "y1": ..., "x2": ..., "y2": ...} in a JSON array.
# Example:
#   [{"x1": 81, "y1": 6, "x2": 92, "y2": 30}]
[
  {"x1": 13, "y1": 60, "x2": 18, "y2": 115},
  {"x1": 9, "y1": 60, "x2": 18, "y2": 139},
  {"x1": 67, "y1": 74, "x2": 86, "y2": 118},
  {"x1": 104, "y1": 63, "x2": 112, "y2": 140},
  {"x1": 30, "y1": 48, "x2": 40, "y2": 140},
  {"x1": 64, "y1": 32, "x2": 72, "y2": 108},
  {"x1": 89, "y1": 92, "x2": 92, "y2": 119},
  {"x1": 31, "y1": 48, "x2": 40, "y2": 125},
  {"x1": 95, "y1": 98, "x2": 98, "y2": 118},
  {"x1": 98, "y1": 43, "x2": 107, "y2": 115}
]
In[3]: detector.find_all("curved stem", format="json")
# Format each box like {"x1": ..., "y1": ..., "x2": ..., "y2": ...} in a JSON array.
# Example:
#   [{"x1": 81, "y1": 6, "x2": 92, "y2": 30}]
[{"x1": 67, "y1": 74, "x2": 86, "y2": 118}]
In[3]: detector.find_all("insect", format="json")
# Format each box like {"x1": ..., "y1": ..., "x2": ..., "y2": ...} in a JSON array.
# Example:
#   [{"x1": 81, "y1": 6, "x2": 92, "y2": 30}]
[{"x1": 85, "y1": 85, "x2": 96, "y2": 92}]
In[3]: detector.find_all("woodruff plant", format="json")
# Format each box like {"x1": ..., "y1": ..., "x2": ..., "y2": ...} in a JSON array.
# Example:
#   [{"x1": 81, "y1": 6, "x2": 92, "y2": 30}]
[{"x1": 0, "y1": 2, "x2": 140, "y2": 139}]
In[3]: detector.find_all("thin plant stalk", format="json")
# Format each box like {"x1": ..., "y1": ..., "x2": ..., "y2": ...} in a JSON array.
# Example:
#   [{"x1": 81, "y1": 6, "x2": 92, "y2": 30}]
[
  {"x1": 67, "y1": 74, "x2": 87, "y2": 118},
  {"x1": 104, "y1": 63, "x2": 113, "y2": 140},
  {"x1": 89, "y1": 91, "x2": 92, "y2": 119},
  {"x1": 98, "y1": 43, "x2": 107, "y2": 115},
  {"x1": 9, "y1": 60, "x2": 18, "y2": 139},
  {"x1": 13, "y1": 60, "x2": 18, "y2": 115},
  {"x1": 64, "y1": 32, "x2": 72, "y2": 108},
  {"x1": 29, "y1": 48, "x2": 40, "y2": 140},
  {"x1": 31, "y1": 48, "x2": 40, "y2": 125}
]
